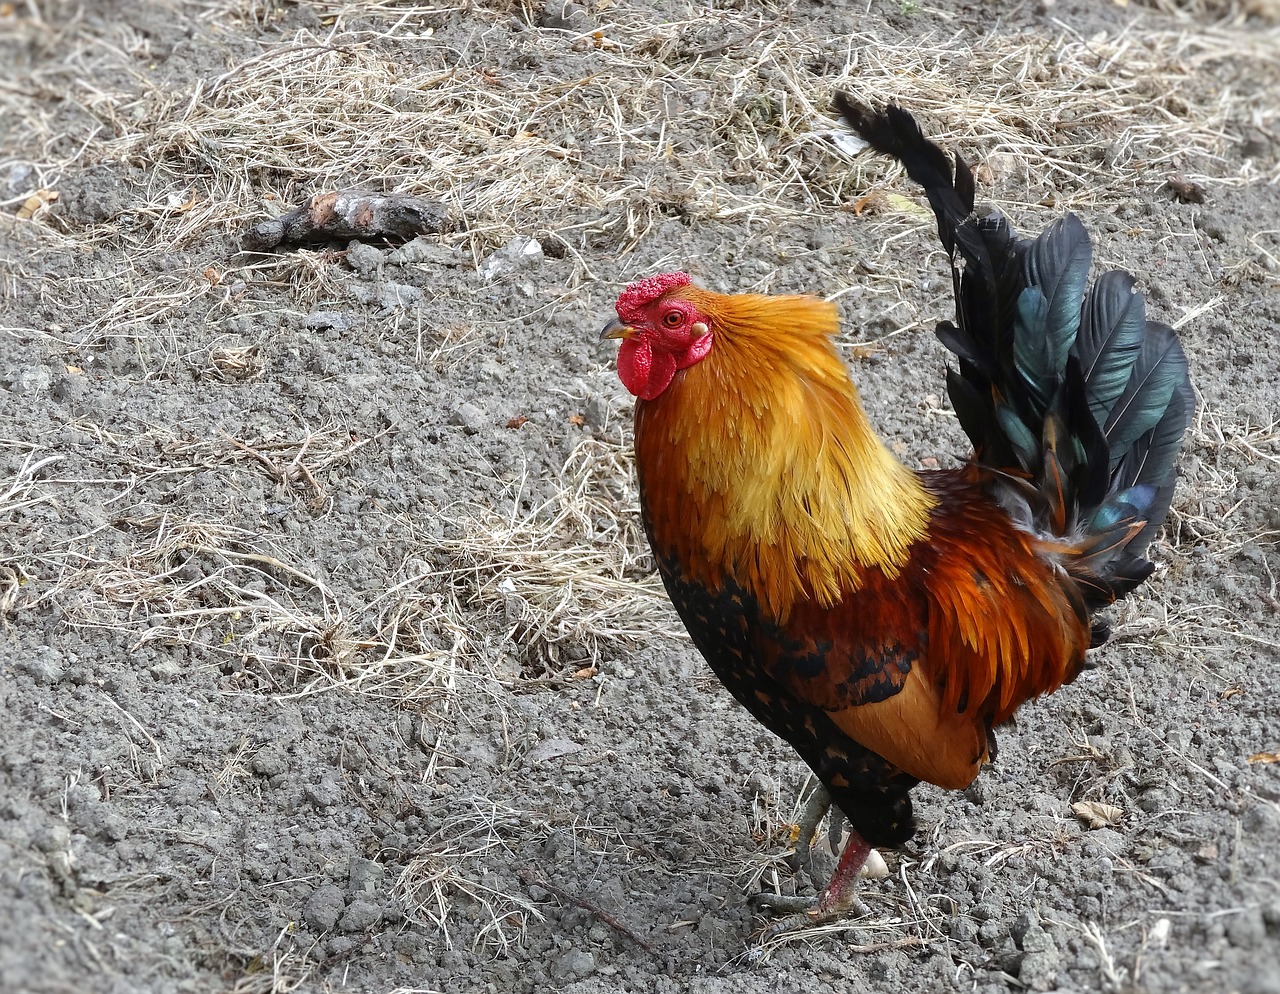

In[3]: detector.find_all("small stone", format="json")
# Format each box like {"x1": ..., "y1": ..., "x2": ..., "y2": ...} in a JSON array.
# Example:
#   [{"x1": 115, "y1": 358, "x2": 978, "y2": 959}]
[
  {"x1": 326, "y1": 935, "x2": 359, "y2": 957},
  {"x1": 1227, "y1": 908, "x2": 1268, "y2": 949},
  {"x1": 583, "y1": 394, "x2": 611, "y2": 430},
  {"x1": 1021, "y1": 924, "x2": 1054, "y2": 954},
  {"x1": 250, "y1": 745, "x2": 288, "y2": 777},
  {"x1": 1013, "y1": 919, "x2": 1061, "y2": 992},
  {"x1": 478, "y1": 236, "x2": 544, "y2": 281},
  {"x1": 12, "y1": 363, "x2": 53, "y2": 396},
  {"x1": 148, "y1": 657, "x2": 183, "y2": 681},
  {"x1": 345, "y1": 241, "x2": 384, "y2": 274},
  {"x1": 304, "y1": 776, "x2": 342, "y2": 808},
  {"x1": 539, "y1": 0, "x2": 590, "y2": 30},
  {"x1": 305, "y1": 311, "x2": 354, "y2": 332},
  {"x1": 7, "y1": 161, "x2": 34, "y2": 191},
  {"x1": 339, "y1": 899, "x2": 382, "y2": 932},
  {"x1": 385, "y1": 238, "x2": 460, "y2": 267},
  {"x1": 552, "y1": 948, "x2": 595, "y2": 981},
  {"x1": 304, "y1": 884, "x2": 346, "y2": 931},
  {"x1": 6, "y1": 365, "x2": 52, "y2": 394},
  {"x1": 1019, "y1": 950, "x2": 1061, "y2": 992},
  {"x1": 33, "y1": 822, "x2": 71, "y2": 854},
  {"x1": 1012, "y1": 908, "x2": 1040, "y2": 946},
  {"x1": 19, "y1": 649, "x2": 66, "y2": 685},
  {"x1": 348, "y1": 857, "x2": 384, "y2": 896},
  {"x1": 349, "y1": 280, "x2": 423, "y2": 313},
  {"x1": 341, "y1": 747, "x2": 368, "y2": 772},
  {"x1": 452, "y1": 402, "x2": 486, "y2": 434}
]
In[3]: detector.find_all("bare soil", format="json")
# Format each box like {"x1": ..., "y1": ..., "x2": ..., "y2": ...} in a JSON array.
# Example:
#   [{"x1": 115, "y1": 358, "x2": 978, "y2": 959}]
[{"x1": 2, "y1": 2, "x2": 1279, "y2": 993}]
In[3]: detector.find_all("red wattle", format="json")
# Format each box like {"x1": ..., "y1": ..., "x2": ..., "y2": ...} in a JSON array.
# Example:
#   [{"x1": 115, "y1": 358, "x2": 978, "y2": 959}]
[{"x1": 618, "y1": 338, "x2": 677, "y2": 400}]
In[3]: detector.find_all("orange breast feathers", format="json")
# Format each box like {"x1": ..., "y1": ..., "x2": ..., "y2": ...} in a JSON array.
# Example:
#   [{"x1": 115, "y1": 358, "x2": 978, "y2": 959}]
[{"x1": 750, "y1": 471, "x2": 1094, "y2": 790}]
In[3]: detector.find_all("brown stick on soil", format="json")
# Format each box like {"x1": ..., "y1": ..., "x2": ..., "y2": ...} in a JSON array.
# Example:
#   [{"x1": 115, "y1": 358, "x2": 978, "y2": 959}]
[
  {"x1": 242, "y1": 191, "x2": 449, "y2": 250},
  {"x1": 517, "y1": 866, "x2": 658, "y2": 954}
]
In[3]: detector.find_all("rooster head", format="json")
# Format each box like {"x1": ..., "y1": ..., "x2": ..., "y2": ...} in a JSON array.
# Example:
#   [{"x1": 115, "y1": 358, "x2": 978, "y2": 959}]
[{"x1": 603, "y1": 272, "x2": 714, "y2": 400}]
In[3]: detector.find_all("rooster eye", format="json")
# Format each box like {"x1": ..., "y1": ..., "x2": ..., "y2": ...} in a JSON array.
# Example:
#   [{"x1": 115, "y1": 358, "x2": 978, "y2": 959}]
[{"x1": 662, "y1": 311, "x2": 683, "y2": 328}]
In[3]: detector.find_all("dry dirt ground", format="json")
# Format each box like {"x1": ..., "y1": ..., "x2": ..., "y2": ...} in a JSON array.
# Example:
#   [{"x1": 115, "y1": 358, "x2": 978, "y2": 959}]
[{"x1": 3, "y1": 1, "x2": 1280, "y2": 992}]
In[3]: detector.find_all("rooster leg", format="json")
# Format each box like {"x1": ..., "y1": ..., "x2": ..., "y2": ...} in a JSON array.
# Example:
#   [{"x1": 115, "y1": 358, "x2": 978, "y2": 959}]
[
  {"x1": 785, "y1": 783, "x2": 833, "y2": 880},
  {"x1": 754, "y1": 829, "x2": 871, "y2": 942}
]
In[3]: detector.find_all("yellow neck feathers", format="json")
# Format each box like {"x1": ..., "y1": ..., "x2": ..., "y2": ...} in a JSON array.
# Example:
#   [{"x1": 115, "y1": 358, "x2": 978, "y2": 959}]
[{"x1": 634, "y1": 289, "x2": 936, "y2": 619}]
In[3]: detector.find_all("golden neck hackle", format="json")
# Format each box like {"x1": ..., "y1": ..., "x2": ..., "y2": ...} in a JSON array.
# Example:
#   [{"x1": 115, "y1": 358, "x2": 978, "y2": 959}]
[{"x1": 634, "y1": 288, "x2": 937, "y2": 620}]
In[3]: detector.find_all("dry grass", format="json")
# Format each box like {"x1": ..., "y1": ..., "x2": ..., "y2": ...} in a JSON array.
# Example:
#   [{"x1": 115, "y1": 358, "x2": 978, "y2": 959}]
[
  {"x1": 393, "y1": 796, "x2": 548, "y2": 953},
  {"x1": 422, "y1": 438, "x2": 680, "y2": 676},
  {"x1": 4, "y1": 2, "x2": 1277, "y2": 289},
  {"x1": 7, "y1": 430, "x2": 666, "y2": 682},
  {"x1": 223, "y1": 924, "x2": 317, "y2": 994},
  {"x1": 1136, "y1": 0, "x2": 1280, "y2": 23}
]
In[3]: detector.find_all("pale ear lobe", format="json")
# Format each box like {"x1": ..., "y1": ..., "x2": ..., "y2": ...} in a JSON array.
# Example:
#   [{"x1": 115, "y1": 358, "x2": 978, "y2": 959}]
[{"x1": 691, "y1": 321, "x2": 709, "y2": 338}]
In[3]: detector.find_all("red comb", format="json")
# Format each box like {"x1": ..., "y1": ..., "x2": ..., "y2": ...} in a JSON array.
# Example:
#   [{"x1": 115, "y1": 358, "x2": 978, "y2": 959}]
[{"x1": 615, "y1": 272, "x2": 692, "y2": 323}]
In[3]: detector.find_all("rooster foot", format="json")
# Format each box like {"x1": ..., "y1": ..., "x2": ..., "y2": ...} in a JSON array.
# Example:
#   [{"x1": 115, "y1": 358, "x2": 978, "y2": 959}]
[
  {"x1": 752, "y1": 891, "x2": 868, "y2": 943},
  {"x1": 754, "y1": 823, "x2": 873, "y2": 943}
]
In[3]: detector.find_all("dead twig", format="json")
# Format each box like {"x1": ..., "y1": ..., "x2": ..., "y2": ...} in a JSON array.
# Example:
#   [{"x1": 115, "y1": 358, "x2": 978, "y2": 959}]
[{"x1": 517, "y1": 866, "x2": 658, "y2": 954}]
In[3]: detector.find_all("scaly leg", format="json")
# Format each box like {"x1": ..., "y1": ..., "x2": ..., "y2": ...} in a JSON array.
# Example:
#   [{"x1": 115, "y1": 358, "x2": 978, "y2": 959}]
[
  {"x1": 754, "y1": 828, "x2": 872, "y2": 942},
  {"x1": 785, "y1": 783, "x2": 833, "y2": 882}
]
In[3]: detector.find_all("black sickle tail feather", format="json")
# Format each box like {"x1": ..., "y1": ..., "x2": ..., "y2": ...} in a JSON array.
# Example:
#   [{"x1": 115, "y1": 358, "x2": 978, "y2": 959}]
[{"x1": 836, "y1": 96, "x2": 1194, "y2": 609}]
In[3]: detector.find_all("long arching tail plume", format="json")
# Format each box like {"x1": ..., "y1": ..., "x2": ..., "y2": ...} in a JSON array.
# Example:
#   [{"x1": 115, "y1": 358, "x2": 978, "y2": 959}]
[{"x1": 834, "y1": 95, "x2": 1194, "y2": 610}]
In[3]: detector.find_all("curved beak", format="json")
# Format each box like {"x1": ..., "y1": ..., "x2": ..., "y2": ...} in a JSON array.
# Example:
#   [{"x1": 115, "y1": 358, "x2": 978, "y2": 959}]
[{"x1": 600, "y1": 317, "x2": 635, "y2": 341}]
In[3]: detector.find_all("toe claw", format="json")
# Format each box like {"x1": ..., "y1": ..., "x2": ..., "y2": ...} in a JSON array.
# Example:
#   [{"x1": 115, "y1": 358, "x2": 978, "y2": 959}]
[{"x1": 751, "y1": 891, "x2": 813, "y2": 914}]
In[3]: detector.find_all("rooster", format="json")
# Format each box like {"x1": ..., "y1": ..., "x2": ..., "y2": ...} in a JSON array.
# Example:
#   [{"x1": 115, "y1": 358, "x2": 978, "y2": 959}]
[{"x1": 602, "y1": 99, "x2": 1194, "y2": 939}]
